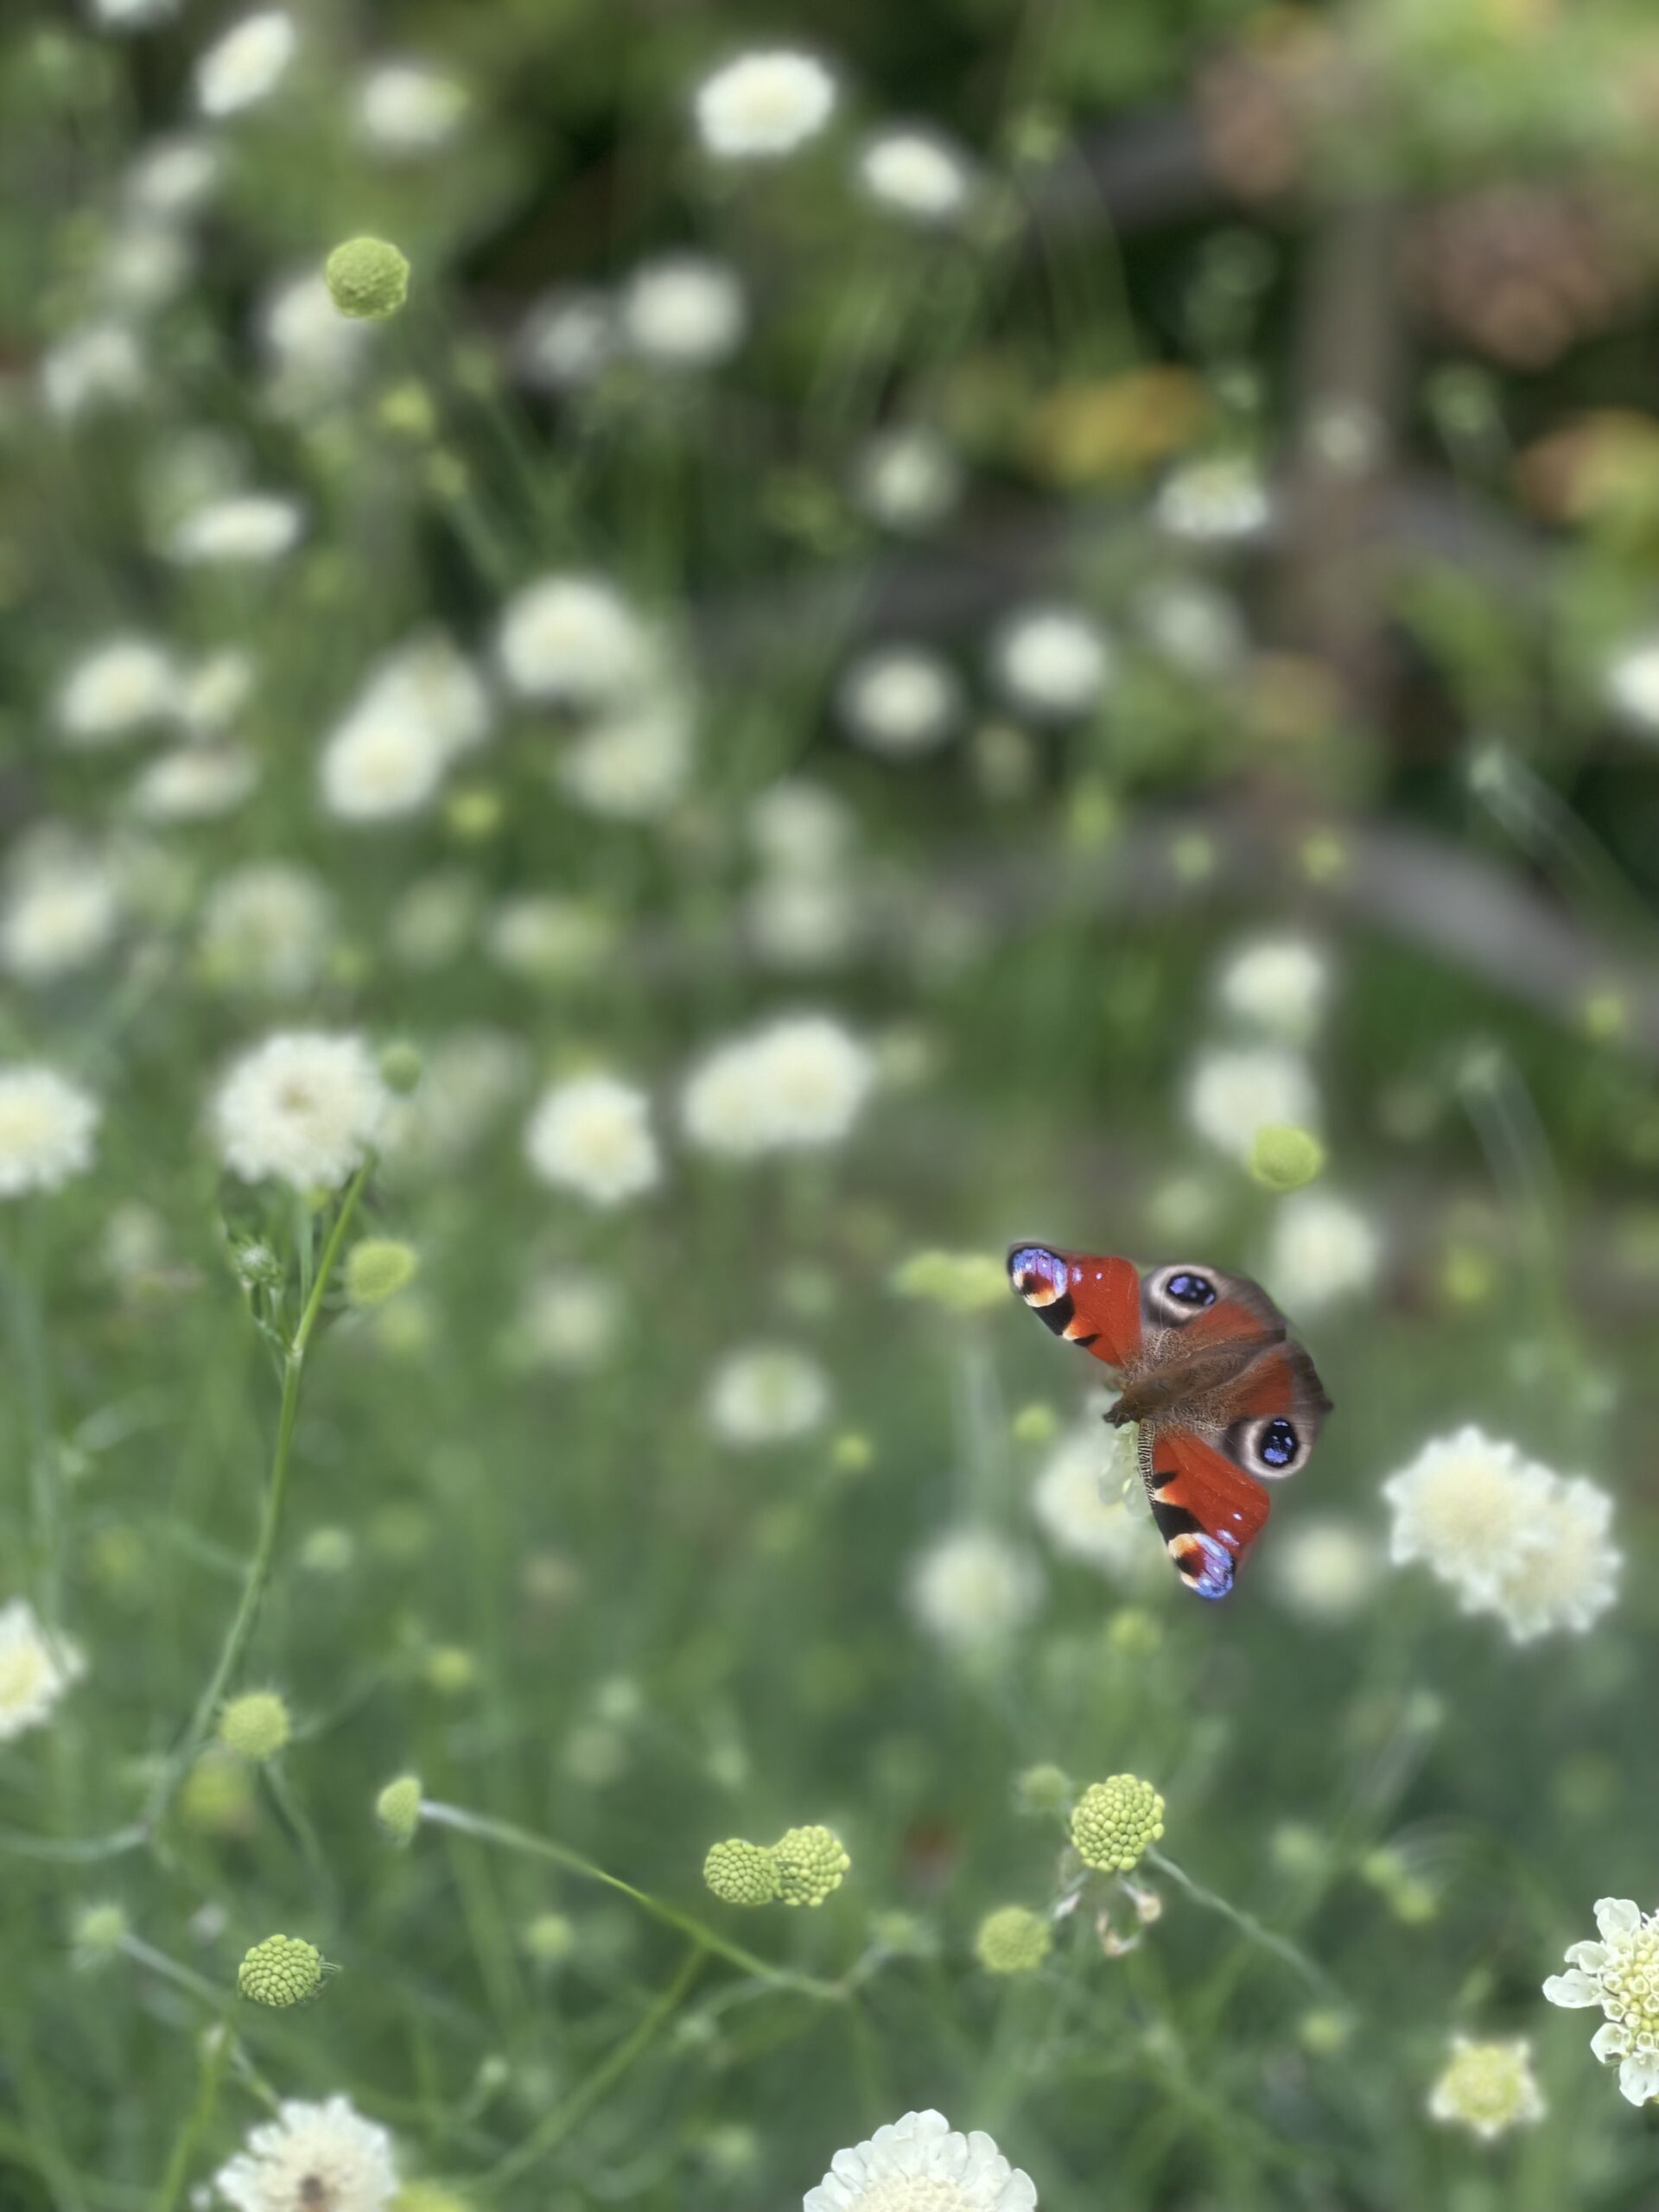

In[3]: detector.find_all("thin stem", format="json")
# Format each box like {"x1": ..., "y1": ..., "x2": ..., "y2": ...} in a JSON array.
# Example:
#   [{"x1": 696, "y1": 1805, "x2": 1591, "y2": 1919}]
[
  {"x1": 0, "y1": 1821, "x2": 146, "y2": 1864},
  {"x1": 154, "y1": 2021, "x2": 232, "y2": 2212},
  {"x1": 1145, "y1": 1847, "x2": 1337, "y2": 2000},
  {"x1": 420, "y1": 1801, "x2": 846, "y2": 2001}
]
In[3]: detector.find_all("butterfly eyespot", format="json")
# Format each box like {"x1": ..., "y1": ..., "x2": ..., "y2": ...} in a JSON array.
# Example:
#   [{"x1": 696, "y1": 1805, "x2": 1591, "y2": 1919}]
[
  {"x1": 1164, "y1": 1271, "x2": 1216, "y2": 1308},
  {"x1": 1007, "y1": 1244, "x2": 1069, "y2": 1307},
  {"x1": 1259, "y1": 1417, "x2": 1299, "y2": 1468}
]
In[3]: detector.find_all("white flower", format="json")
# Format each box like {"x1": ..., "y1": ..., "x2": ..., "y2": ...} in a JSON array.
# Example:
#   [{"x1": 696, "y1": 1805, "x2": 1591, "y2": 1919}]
[
  {"x1": 261, "y1": 270, "x2": 373, "y2": 410},
  {"x1": 167, "y1": 493, "x2": 305, "y2": 565},
  {"x1": 1427, "y1": 2036, "x2": 1544, "y2": 2140},
  {"x1": 1031, "y1": 1421, "x2": 1154, "y2": 1581},
  {"x1": 0, "y1": 1601, "x2": 85, "y2": 1741},
  {"x1": 41, "y1": 324, "x2": 144, "y2": 419},
  {"x1": 130, "y1": 744, "x2": 260, "y2": 822},
  {"x1": 56, "y1": 637, "x2": 176, "y2": 746},
  {"x1": 0, "y1": 1068, "x2": 100, "y2": 1197},
  {"x1": 319, "y1": 714, "x2": 447, "y2": 823},
  {"x1": 92, "y1": 0, "x2": 179, "y2": 25},
  {"x1": 857, "y1": 129, "x2": 974, "y2": 222},
  {"x1": 1217, "y1": 937, "x2": 1327, "y2": 1040},
  {"x1": 1604, "y1": 636, "x2": 1659, "y2": 738},
  {"x1": 356, "y1": 60, "x2": 467, "y2": 155},
  {"x1": 497, "y1": 573, "x2": 658, "y2": 704},
  {"x1": 1267, "y1": 1517, "x2": 1377, "y2": 1625},
  {"x1": 694, "y1": 50, "x2": 836, "y2": 162},
  {"x1": 524, "y1": 1074, "x2": 659, "y2": 1207},
  {"x1": 556, "y1": 694, "x2": 695, "y2": 821},
  {"x1": 750, "y1": 780, "x2": 855, "y2": 875},
  {"x1": 838, "y1": 645, "x2": 962, "y2": 759},
  {"x1": 1544, "y1": 1899, "x2": 1659, "y2": 2108},
  {"x1": 1154, "y1": 455, "x2": 1273, "y2": 543},
  {"x1": 992, "y1": 607, "x2": 1113, "y2": 720},
  {"x1": 1135, "y1": 578, "x2": 1243, "y2": 677},
  {"x1": 1486, "y1": 1474, "x2": 1619, "y2": 1643},
  {"x1": 908, "y1": 1527, "x2": 1045, "y2": 1653},
  {"x1": 515, "y1": 289, "x2": 616, "y2": 392},
  {"x1": 486, "y1": 896, "x2": 612, "y2": 984},
  {"x1": 213, "y1": 2094, "x2": 395, "y2": 2212},
  {"x1": 2, "y1": 844, "x2": 119, "y2": 982},
  {"x1": 200, "y1": 863, "x2": 333, "y2": 995},
  {"x1": 620, "y1": 256, "x2": 746, "y2": 370},
  {"x1": 747, "y1": 878, "x2": 857, "y2": 970},
  {"x1": 682, "y1": 1015, "x2": 874, "y2": 1158},
  {"x1": 706, "y1": 1345, "x2": 831, "y2": 1446},
  {"x1": 195, "y1": 10, "x2": 296, "y2": 118},
  {"x1": 124, "y1": 135, "x2": 221, "y2": 219},
  {"x1": 1185, "y1": 1045, "x2": 1319, "y2": 1164},
  {"x1": 1263, "y1": 1191, "x2": 1379, "y2": 1310},
  {"x1": 804, "y1": 2109, "x2": 1037, "y2": 2212},
  {"x1": 101, "y1": 223, "x2": 192, "y2": 315},
  {"x1": 507, "y1": 1268, "x2": 622, "y2": 1373},
  {"x1": 853, "y1": 428, "x2": 962, "y2": 532},
  {"x1": 212, "y1": 1032, "x2": 389, "y2": 1191}
]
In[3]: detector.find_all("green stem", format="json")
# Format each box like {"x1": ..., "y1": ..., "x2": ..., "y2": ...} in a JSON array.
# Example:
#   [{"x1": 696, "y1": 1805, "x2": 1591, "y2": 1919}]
[
  {"x1": 419, "y1": 1802, "x2": 846, "y2": 2001},
  {"x1": 1145, "y1": 1847, "x2": 1337, "y2": 2000},
  {"x1": 154, "y1": 2018, "x2": 232, "y2": 2212},
  {"x1": 144, "y1": 1166, "x2": 370, "y2": 1833},
  {"x1": 2, "y1": 1206, "x2": 63, "y2": 1636}
]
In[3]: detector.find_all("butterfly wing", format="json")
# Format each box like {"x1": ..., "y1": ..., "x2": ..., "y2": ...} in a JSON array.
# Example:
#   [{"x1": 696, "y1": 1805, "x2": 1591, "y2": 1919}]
[
  {"x1": 1141, "y1": 1427, "x2": 1270, "y2": 1601},
  {"x1": 1006, "y1": 1245, "x2": 1143, "y2": 1371}
]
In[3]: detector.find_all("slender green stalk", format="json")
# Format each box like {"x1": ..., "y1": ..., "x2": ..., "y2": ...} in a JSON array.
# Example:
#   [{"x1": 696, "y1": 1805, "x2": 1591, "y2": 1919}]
[
  {"x1": 154, "y1": 2019, "x2": 232, "y2": 2212},
  {"x1": 1145, "y1": 1847, "x2": 1337, "y2": 1999},
  {"x1": 2, "y1": 1205, "x2": 64, "y2": 1637}
]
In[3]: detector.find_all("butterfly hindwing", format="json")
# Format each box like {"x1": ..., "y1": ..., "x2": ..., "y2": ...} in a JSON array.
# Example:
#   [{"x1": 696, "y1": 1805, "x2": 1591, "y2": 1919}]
[
  {"x1": 1141, "y1": 1427, "x2": 1271, "y2": 1602},
  {"x1": 1006, "y1": 1247, "x2": 1143, "y2": 1371}
]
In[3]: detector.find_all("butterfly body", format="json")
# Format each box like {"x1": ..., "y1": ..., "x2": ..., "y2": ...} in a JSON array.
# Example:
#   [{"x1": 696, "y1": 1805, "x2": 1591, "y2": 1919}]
[{"x1": 1007, "y1": 1243, "x2": 1332, "y2": 1600}]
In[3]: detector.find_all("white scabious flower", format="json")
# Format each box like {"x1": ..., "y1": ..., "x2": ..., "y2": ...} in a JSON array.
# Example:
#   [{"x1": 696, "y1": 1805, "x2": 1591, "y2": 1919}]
[
  {"x1": 55, "y1": 636, "x2": 179, "y2": 747},
  {"x1": 1603, "y1": 636, "x2": 1659, "y2": 738},
  {"x1": 1486, "y1": 1475, "x2": 1619, "y2": 1643},
  {"x1": 1031, "y1": 1420, "x2": 1154, "y2": 1580},
  {"x1": 167, "y1": 493, "x2": 304, "y2": 566},
  {"x1": 524, "y1": 1074, "x2": 660, "y2": 1207},
  {"x1": 1544, "y1": 1898, "x2": 1659, "y2": 2107},
  {"x1": 694, "y1": 49, "x2": 836, "y2": 162},
  {"x1": 319, "y1": 713, "x2": 447, "y2": 823},
  {"x1": 261, "y1": 270, "x2": 373, "y2": 410},
  {"x1": 41, "y1": 323, "x2": 145, "y2": 419},
  {"x1": 213, "y1": 2094, "x2": 395, "y2": 2212},
  {"x1": 1135, "y1": 578, "x2": 1244, "y2": 677},
  {"x1": 199, "y1": 863, "x2": 333, "y2": 995},
  {"x1": 992, "y1": 606, "x2": 1113, "y2": 720},
  {"x1": 838, "y1": 645, "x2": 963, "y2": 760},
  {"x1": 130, "y1": 744, "x2": 260, "y2": 822},
  {"x1": 1427, "y1": 2034, "x2": 1544, "y2": 2139},
  {"x1": 556, "y1": 694, "x2": 695, "y2": 822},
  {"x1": 508, "y1": 1268, "x2": 622, "y2": 1373},
  {"x1": 682, "y1": 1014, "x2": 874, "y2": 1158},
  {"x1": 2, "y1": 843, "x2": 120, "y2": 982},
  {"x1": 857, "y1": 129, "x2": 974, "y2": 222},
  {"x1": 1267, "y1": 1516, "x2": 1377, "y2": 1625},
  {"x1": 356, "y1": 59, "x2": 468, "y2": 155},
  {"x1": 0, "y1": 1069, "x2": 100, "y2": 1197},
  {"x1": 497, "y1": 573, "x2": 658, "y2": 704},
  {"x1": 908, "y1": 1527, "x2": 1045, "y2": 1653},
  {"x1": 92, "y1": 0, "x2": 180, "y2": 25},
  {"x1": 706, "y1": 1344, "x2": 831, "y2": 1446},
  {"x1": 1216, "y1": 936, "x2": 1328, "y2": 1040},
  {"x1": 750, "y1": 780, "x2": 855, "y2": 875},
  {"x1": 620, "y1": 256, "x2": 746, "y2": 370},
  {"x1": 804, "y1": 2110, "x2": 1037, "y2": 2212},
  {"x1": 0, "y1": 1600, "x2": 86, "y2": 1740},
  {"x1": 1262, "y1": 1190, "x2": 1380, "y2": 1310},
  {"x1": 195, "y1": 10, "x2": 296, "y2": 118},
  {"x1": 853, "y1": 427, "x2": 963, "y2": 533},
  {"x1": 515, "y1": 289, "x2": 616, "y2": 392},
  {"x1": 1154, "y1": 455, "x2": 1273, "y2": 543},
  {"x1": 1185, "y1": 1045, "x2": 1319, "y2": 1164},
  {"x1": 124, "y1": 135, "x2": 222, "y2": 219},
  {"x1": 212, "y1": 1032, "x2": 389, "y2": 1191}
]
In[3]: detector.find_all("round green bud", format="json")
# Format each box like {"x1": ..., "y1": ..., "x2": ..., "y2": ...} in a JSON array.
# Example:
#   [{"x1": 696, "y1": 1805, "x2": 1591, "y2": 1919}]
[
  {"x1": 218, "y1": 1690, "x2": 291, "y2": 1762},
  {"x1": 1249, "y1": 1124, "x2": 1325, "y2": 1193},
  {"x1": 233, "y1": 1241, "x2": 284, "y2": 1292},
  {"x1": 377, "y1": 1774, "x2": 423, "y2": 1844},
  {"x1": 975, "y1": 1904, "x2": 1052, "y2": 1976},
  {"x1": 181, "y1": 1749, "x2": 257, "y2": 1838},
  {"x1": 71, "y1": 1903, "x2": 129, "y2": 1964},
  {"x1": 1015, "y1": 1762, "x2": 1071, "y2": 1815},
  {"x1": 425, "y1": 1644, "x2": 477, "y2": 1694},
  {"x1": 772, "y1": 1824, "x2": 850, "y2": 1909},
  {"x1": 1011, "y1": 1402, "x2": 1058, "y2": 1446},
  {"x1": 523, "y1": 1911, "x2": 575, "y2": 1963},
  {"x1": 325, "y1": 235, "x2": 410, "y2": 321},
  {"x1": 702, "y1": 1839, "x2": 779, "y2": 1908},
  {"x1": 345, "y1": 1238, "x2": 420, "y2": 1307},
  {"x1": 378, "y1": 1041, "x2": 424, "y2": 1096},
  {"x1": 1071, "y1": 1775, "x2": 1166, "y2": 1873},
  {"x1": 238, "y1": 1934, "x2": 324, "y2": 2009}
]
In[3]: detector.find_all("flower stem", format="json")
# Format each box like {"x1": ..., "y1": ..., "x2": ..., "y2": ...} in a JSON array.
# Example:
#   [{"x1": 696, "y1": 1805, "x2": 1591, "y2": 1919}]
[
  {"x1": 153, "y1": 2016, "x2": 232, "y2": 2212},
  {"x1": 1145, "y1": 1846, "x2": 1337, "y2": 1999}
]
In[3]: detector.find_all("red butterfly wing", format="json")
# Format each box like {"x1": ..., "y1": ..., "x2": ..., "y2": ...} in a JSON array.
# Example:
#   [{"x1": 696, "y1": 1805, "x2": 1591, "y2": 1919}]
[
  {"x1": 1141, "y1": 1428, "x2": 1271, "y2": 1602},
  {"x1": 1006, "y1": 1246, "x2": 1142, "y2": 1371}
]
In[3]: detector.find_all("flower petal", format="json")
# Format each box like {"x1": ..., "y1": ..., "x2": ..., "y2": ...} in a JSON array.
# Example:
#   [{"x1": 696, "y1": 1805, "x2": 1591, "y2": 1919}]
[
  {"x1": 1592, "y1": 2022, "x2": 1630, "y2": 2063},
  {"x1": 1618, "y1": 2054, "x2": 1659, "y2": 2107},
  {"x1": 1595, "y1": 1897, "x2": 1643, "y2": 1941},
  {"x1": 1565, "y1": 1942, "x2": 1609, "y2": 1971},
  {"x1": 1542, "y1": 1968, "x2": 1602, "y2": 2008}
]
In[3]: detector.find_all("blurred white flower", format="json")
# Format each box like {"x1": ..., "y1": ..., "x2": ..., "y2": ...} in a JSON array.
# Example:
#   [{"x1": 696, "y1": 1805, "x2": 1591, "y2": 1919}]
[
  {"x1": 1265, "y1": 1191, "x2": 1379, "y2": 1310},
  {"x1": 908, "y1": 1527, "x2": 1044, "y2": 1653},
  {"x1": 857, "y1": 129, "x2": 974, "y2": 223},
  {"x1": 1603, "y1": 636, "x2": 1659, "y2": 738},
  {"x1": 261, "y1": 270, "x2": 373, "y2": 410},
  {"x1": 167, "y1": 493, "x2": 304, "y2": 565},
  {"x1": 1267, "y1": 1516, "x2": 1377, "y2": 1625},
  {"x1": 0, "y1": 1067, "x2": 101, "y2": 1196},
  {"x1": 682, "y1": 1015, "x2": 874, "y2": 1158},
  {"x1": 1, "y1": 841, "x2": 120, "y2": 982},
  {"x1": 1031, "y1": 1421, "x2": 1152, "y2": 1580},
  {"x1": 195, "y1": 10, "x2": 296, "y2": 118},
  {"x1": 0, "y1": 1601, "x2": 85, "y2": 1740},
  {"x1": 695, "y1": 50, "x2": 836, "y2": 162},
  {"x1": 486, "y1": 895, "x2": 613, "y2": 985},
  {"x1": 1135, "y1": 578, "x2": 1244, "y2": 677},
  {"x1": 853, "y1": 428, "x2": 963, "y2": 532},
  {"x1": 804, "y1": 2109, "x2": 1036, "y2": 2212},
  {"x1": 356, "y1": 60, "x2": 468, "y2": 155},
  {"x1": 319, "y1": 713, "x2": 447, "y2": 823},
  {"x1": 1427, "y1": 2036, "x2": 1544, "y2": 2140},
  {"x1": 992, "y1": 606, "x2": 1113, "y2": 720},
  {"x1": 1488, "y1": 1475, "x2": 1619, "y2": 1643},
  {"x1": 1544, "y1": 1898, "x2": 1659, "y2": 2107},
  {"x1": 214, "y1": 2094, "x2": 395, "y2": 2212},
  {"x1": 131, "y1": 744, "x2": 260, "y2": 822},
  {"x1": 387, "y1": 872, "x2": 479, "y2": 970},
  {"x1": 200, "y1": 864, "x2": 333, "y2": 996},
  {"x1": 124, "y1": 135, "x2": 222, "y2": 219},
  {"x1": 524, "y1": 1074, "x2": 660, "y2": 1207},
  {"x1": 92, "y1": 0, "x2": 179, "y2": 25},
  {"x1": 1154, "y1": 455, "x2": 1273, "y2": 543},
  {"x1": 1185, "y1": 1045, "x2": 1319, "y2": 1164},
  {"x1": 557, "y1": 694, "x2": 695, "y2": 821},
  {"x1": 515, "y1": 289, "x2": 616, "y2": 393},
  {"x1": 1217, "y1": 937, "x2": 1328, "y2": 1040},
  {"x1": 41, "y1": 324, "x2": 145, "y2": 419},
  {"x1": 747, "y1": 877, "x2": 857, "y2": 970},
  {"x1": 750, "y1": 779, "x2": 855, "y2": 875},
  {"x1": 101, "y1": 224, "x2": 192, "y2": 315},
  {"x1": 384, "y1": 1031, "x2": 527, "y2": 1170},
  {"x1": 620, "y1": 256, "x2": 746, "y2": 371},
  {"x1": 213, "y1": 1032, "x2": 389, "y2": 1191},
  {"x1": 507, "y1": 1268, "x2": 622, "y2": 1374},
  {"x1": 706, "y1": 1344, "x2": 831, "y2": 1445},
  {"x1": 498, "y1": 574, "x2": 658, "y2": 704},
  {"x1": 838, "y1": 645, "x2": 962, "y2": 759}
]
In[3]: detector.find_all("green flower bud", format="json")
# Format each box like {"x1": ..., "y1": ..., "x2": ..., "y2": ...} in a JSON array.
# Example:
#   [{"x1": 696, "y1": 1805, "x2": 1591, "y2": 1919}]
[
  {"x1": 233, "y1": 1240, "x2": 284, "y2": 1292},
  {"x1": 523, "y1": 1911, "x2": 575, "y2": 1963},
  {"x1": 377, "y1": 1774, "x2": 423, "y2": 1844},
  {"x1": 238, "y1": 1934, "x2": 324, "y2": 2009},
  {"x1": 1015, "y1": 1762, "x2": 1071, "y2": 1815},
  {"x1": 70, "y1": 1902, "x2": 130, "y2": 1967},
  {"x1": 325, "y1": 235, "x2": 410, "y2": 321},
  {"x1": 1011, "y1": 1402, "x2": 1058, "y2": 1446},
  {"x1": 425, "y1": 1644, "x2": 476, "y2": 1694},
  {"x1": 975, "y1": 1904, "x2": 1052, "y2": 1975},
  {"x1": 302, "y1": 1526, "x2": 354, "y2": 1574},
  {"x1": 1249, "y1": 1124, "x2": 1325, "y2": 1193},
  {"x1": 1071, "y1": 1775, "x2": 1166, "y2": 1873},
  {"x1": 702, "y1": 1839, "x2": 779, "y2": 1908},
  {"x1": 346, "y1": 1238, "x2": 420, "y2": 1307},
  {"x1": 772, "y1": 1824, "x2": 849, "y2": 1909},
  {"x1": 378, "y1": 1041, "x2": 424, "y2": 1096},
  {"x1": 218, "y1": 1690, "x2": 291, "y2": 1762}
]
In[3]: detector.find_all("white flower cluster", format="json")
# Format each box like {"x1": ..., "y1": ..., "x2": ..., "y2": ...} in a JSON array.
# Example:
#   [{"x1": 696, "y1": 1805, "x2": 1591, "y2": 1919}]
[
  {"x1": 706, "y1": 1345, "x2": 831, "y2": 1446},
  {"x1": 214, "y1": 2094, "x2": 395, "y2": 2212},
  {"x1": 1030, "y1": 1417, "x2": 1153, "y2": 1582},
  {"x1": 0, "y1": 1601, "x2": 86, "y2": 1741},
  {"x1": 804, "y1": 2108, "x2": 1037, "y2": 2212},
  {"x1": 745, "y1": 780, "x2": 861, "y2": 970},
  {"x1": 212, "y1": 1033, "x2": 390, "y2": 1192},
  {"x1": 1545, "y1": 1898, "x2": 1659, "y2": 2107},
  {"x1": 682, "y1": 1015, "x2": 874, "y2": 1159},
  {"x1": 908, "y1": 1526, "x2": 1044, "y2": 1654},
  {"x1": 320, "y1": 632, "x2": 491, "y2": 824}
]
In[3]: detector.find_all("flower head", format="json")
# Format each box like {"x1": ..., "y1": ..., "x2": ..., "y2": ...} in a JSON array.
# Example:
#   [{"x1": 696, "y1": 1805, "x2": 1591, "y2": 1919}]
[
  {"x1": 214, "y1": 2095, "x2": 395, "y2": 2212},
  {"x1": 620, "y1": 256, "x2": 745, "y2": 371},
  {"x1": 0, "y1": 1069, "x2": 100, "y2": 1198},
  {"x1": 212, "y1": 1031, "x2": 389, "y2": 1191},
  {"x1": 345, "y1": 1240, "x2": 420, "y2": 1307},
  {"x1": 219, "y1": 1691, "x2": 291, "y2": 1761},
  {"x1": 1071, "y1": 1775, "x2": 1165, "y2": 1873},
  {"x1": 1263, "y1": 1190, "x2": 1380, "y2": 1309},
  {"x1": 524, "y1": 1073, "x2": 659, "y2": 1207},
  {"x1": 1185, "y1": 1045, "x2": 1319, "y2": 1165},
  {"x1": 908, "y1": 1526, "x2": 1044, "y2": 1653},
  {"x1": 496, "y1": 573, "x2": 656, "y2": 706},
  {"x1": 682, "y1": 1015, "x2": 874, "y2": 1159},
  {"x1": 772, "y1": 1825, "x2": 850, "y2": 1908},
  {"x1": 992, "y1": 606, "x2": 1113, "y2": 720},
  {"x1": 838, "y1": 645, "x2": 962, "y2": 760},
  {"x1": 1428, "y1": 2034, "x2": 1544, "y2": 2139},
  {"x1": 200, "y1": 864, "x2": 333, "y2": 997},
  {"x1": 695, "y1": 50, "x2": 836, "y2": 162},
  {"x1": 195, "y1": 10, "x2": 296, "y2": 118},
  {"x1": 1545, "y1": 1898, "x2": 1659, "y2": 2107},
  {"x1": 803, "y1": 2110, "x2": 1036, "y2": 2212},
  {"x1": 976, "y1": 1906, "x2": 1052, "y2": 1976},
  {"x1": 706, "y1": 1345, "x2": 830, "y2": 1446},
  {"x1": 702, "y1": 1838, "x2": 780, "y2": 1907},
  {"x1": 1217, "y1": 937, "x2": 1328, "y2": 1040},
  {"x1": 1249, "y1": 1124, "x2": 1325, "y2": 1192},
  {"x1": 325, "y1": 237, "x2": 410, "y2": 321},
  {"x1": 376, "y1": 1776, "x2": 423, "y2": 1845},
  {"x1": 55, "y1": 635, "x2": 178, "y2": 747},
  {"x1": 357, "y1": 60, "x2": 467, "y2": 155},
  {"x1": 0, "y1": 1600, "x2": 85, "y2": 1739},
  {"x1": 1031, "y1": 1421, "x2": 1152, "y2": 1580},
  {"x1": 238, "y1": 1935, "x2": 324, "y2": 2009}
]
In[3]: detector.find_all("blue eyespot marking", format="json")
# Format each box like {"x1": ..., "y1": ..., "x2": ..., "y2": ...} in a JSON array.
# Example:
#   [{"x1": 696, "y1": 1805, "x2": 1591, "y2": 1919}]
[
  {"x1": 1007, "y1": 1245, "x2": 1068, "y2": 1301},
  {"x1": 1165, "y1": 1271, "x2": 1216, "y2": 1308},
  {"x1": 1260, "y1": 1417, "x2": 1299, "y2": 1468},
  {"x1": 1172, "y1": 1530, "x2": 1235, "y2": 1600}
]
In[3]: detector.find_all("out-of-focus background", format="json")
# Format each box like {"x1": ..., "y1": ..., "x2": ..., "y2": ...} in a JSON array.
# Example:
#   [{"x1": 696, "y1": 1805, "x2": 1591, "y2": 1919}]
[{"x1": 4, "y1": 2, "x2": 1659, "y2": 2207}]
